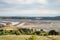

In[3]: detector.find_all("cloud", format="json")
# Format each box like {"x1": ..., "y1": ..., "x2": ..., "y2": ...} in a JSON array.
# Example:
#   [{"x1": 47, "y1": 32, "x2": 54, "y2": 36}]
[
  {"x1": 0, "y1": 0, "x2": 60, "y2": 16},
  {"x1": 47, "y1": 0, "x2": 60, "y2": 9},
  {"x1": 37, "y1": 0, "x2": 47, "y2": 4},
  {"x1": 0, "y1": 9, "x2": 60, "y2": 14},
  {"x1": 1, "y1": 0, "x2": 60, "y2": 10},
  {"x1": 16, "y1": 10, "x2": 59, "y2": 14},
  {"x1": 2, "y1": 0, "x2": 47, "y2": 4},
  {"x1": 1, "y1": 0, "x2": 35, "y2": 4},
  {"x1": 1, "y1": 0, "x2": 60, "y2": 9}
]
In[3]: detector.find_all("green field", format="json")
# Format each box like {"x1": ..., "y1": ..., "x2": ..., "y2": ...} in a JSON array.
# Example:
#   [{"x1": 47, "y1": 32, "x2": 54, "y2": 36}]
[{"x1": 0, "y1": 35, "x2": 60, "y2": 40}]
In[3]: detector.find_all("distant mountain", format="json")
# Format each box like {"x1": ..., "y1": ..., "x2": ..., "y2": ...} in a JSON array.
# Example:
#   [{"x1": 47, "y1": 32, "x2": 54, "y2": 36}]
[
  {"x1": 41, "y1": 16, "x2": 60, "y2": 20},
  {"x1": 0, "y1": 16, "x2": 60, "y2": 20}
]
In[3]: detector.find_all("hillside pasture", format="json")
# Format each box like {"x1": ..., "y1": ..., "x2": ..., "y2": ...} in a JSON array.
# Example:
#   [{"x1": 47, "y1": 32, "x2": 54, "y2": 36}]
[{"x1": 0, "y1": 35, "x2": 60, "y2": 40}]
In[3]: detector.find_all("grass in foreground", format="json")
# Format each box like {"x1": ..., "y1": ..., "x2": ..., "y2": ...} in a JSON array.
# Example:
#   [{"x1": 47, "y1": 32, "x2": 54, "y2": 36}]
[{"x1": 0, "y1": 35, "x2": 60, "y2": 40}]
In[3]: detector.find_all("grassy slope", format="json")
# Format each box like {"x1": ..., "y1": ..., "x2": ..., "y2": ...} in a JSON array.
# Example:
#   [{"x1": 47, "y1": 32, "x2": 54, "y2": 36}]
[{"x1": 0, "y1": 35, "x2": 60, "y2": 40}]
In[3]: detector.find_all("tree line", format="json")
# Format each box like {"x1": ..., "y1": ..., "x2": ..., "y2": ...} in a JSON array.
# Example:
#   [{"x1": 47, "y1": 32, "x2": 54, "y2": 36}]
[{"x1": 0, "y1": 28, "x2": 59, "y2": 36}]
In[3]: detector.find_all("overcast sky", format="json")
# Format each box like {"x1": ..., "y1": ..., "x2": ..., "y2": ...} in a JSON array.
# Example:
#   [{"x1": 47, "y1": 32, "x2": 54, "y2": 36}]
[{"x1": 0, "y1": 0, "x2": 60, "y2": 17}]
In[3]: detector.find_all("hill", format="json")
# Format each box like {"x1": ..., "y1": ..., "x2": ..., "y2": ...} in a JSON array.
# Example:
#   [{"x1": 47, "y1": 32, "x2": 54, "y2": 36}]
[{"x1": 0, "y1": 16, "x2": 60, "y2": 20}]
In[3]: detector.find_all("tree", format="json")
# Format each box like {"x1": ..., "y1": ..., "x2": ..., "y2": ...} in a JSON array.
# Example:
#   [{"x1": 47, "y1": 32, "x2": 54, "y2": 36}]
[
  {"x1": 40, "y1": 29, "x2": 48, "y2": 36},
  {"x1": 48, "y1": 30, "x2": 59, "y2": 35},
  {"x1": 33, "y1": 31, "x2": 40, "y2": 35},
  {"x1": 0, "y1": 29, "x2": 3, "y2": 35}
]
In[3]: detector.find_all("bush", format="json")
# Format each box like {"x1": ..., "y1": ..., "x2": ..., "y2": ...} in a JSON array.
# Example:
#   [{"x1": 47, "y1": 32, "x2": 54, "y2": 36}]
[
  {"x1": 0, "y1": 29, "x2": 4, "y2": 35},
  {"x1": 9, "y1": 30, "x2": 21, "y2": 35},
  {"x1": 15, "y1": 30, "x2": 21, "y2": 35},
  {"x1": 18, "y1": 28, "x2": 33, "y2": 35},
  {"x1": 27, "y1": 35, "x2": 38, "y2": 40},
  {"x1": 33, "y1": 31, "x2": 40, "y2": 35},
  {"x1": 48, "y1": 30, "x2": 59, "y2": 35},
  {"x1": 3, "y1": 30, "x2": 10, "y2": 35},
  {"x1": 0, "y1": 29, "x2": 21, "y2": 35}
]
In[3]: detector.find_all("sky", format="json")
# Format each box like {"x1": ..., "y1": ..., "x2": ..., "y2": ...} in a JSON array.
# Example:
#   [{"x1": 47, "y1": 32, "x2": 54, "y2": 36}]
[{"x1": 0, "y1": 0, "x2": 60, "y2": 17}]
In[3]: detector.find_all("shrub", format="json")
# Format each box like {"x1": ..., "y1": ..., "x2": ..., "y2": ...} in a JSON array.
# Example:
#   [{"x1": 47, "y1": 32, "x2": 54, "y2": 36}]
[
  {"x1": 9, "y1": 30, "x2": 21, "y2": 35},
  {"x1": 3, "y1": 30, "x2": 10, "y2": 35},
  {"x1": 0, "y1": 29, "x2": 4, "y2": 35},
  {"x1": 33, "y1": 31, "x2": 40, "y2": 35},
  {"x1": 27, "y1": 35, "x2": 38, "y2": 40},
  {"x1": 48, "y1": 30, "x2": 59, "y2": 35},
  {"x1": 18, "y1": 28, "x2": 33, "y2": 35},
  {"x1": 9, "y1": 30, "x2": 16, "y2": 35},
  {"x1": 15, "y1": 30, "x2": 21, "y2": 35}
]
